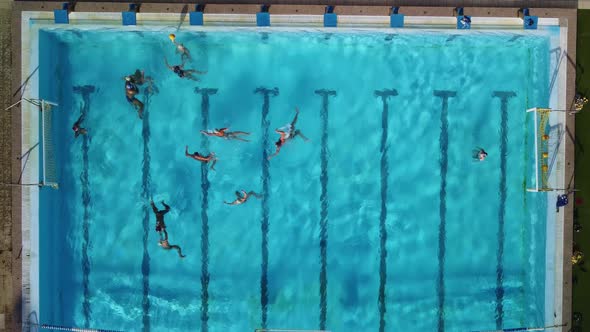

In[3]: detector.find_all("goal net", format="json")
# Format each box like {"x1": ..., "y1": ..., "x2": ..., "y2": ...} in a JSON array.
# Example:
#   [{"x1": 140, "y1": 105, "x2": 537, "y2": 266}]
[
  {"x1": 40, "y1": 100, "x2": 59, "y2": 189},
  {"x1": 526, "y1": 107, "x2": 552, "y2": 192}
]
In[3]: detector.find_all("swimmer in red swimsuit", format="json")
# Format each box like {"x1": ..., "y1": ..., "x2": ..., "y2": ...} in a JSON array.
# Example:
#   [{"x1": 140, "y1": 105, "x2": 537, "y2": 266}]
[
  {"x1": 72, "y1": 113, "x2": 87, "y2": 138},
  {"x1": 200, "y1": 127, "x2": 251, "y2": 142},
  {"x1": 185, "y1": 146, "x2": 217, "y2": 170},
  {"x1": 269, "y1": 108, "x2": 309, "y2": 159}
]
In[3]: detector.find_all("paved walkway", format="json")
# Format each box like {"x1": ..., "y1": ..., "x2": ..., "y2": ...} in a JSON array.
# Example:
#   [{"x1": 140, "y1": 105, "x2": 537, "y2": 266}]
[{"x1": 0, "y1": 1, "x2": 14, "y2": 331}]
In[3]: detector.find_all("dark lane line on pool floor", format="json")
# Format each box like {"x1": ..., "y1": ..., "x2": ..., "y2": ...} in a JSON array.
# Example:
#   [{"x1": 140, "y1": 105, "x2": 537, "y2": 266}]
[
  {"x1": 434, "y1": 90, "x2": 456, "y2": 332},
  {"x1": 374, "y1": 89, "x2": 398, "y2": 332},
  {"x1": 254, "y1": 87, "x2": 278, "y2": 329},
  {"x1": 195, "y1": 87, "x2": 218, "y2": 332},
  {"x1": 141, "y1": 86, "x2": 156, "y2": 332},
  {"x1": 315, "y1": 89, "x2": 336, "y2": 331},
  {"x1": 492, "y1": 91, "x2": 516, "y2": 330},
  {"x1": 74, "y1": 85, "x2": 95, "y2": 329}
]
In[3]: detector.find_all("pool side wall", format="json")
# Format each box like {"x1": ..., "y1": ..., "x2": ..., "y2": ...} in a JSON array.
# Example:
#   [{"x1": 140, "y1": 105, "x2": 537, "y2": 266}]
[{"x1": 10, "y1": 3, "x2": 576, "y2": 332}]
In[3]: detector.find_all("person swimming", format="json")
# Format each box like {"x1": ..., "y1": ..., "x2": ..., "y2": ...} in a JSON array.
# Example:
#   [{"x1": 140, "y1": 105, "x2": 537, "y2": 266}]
[
  {"x1": 173, "y1": 39, "x2": 191, "y2": 62},
  {"x1": 72, "y1": 113, "x2": 87, "y2": 138},
  {"x1": 269, "y1": 108, "x2": 309, "y2": 159},
  {"x1": 224, "y1": 190, "x2": 262, "y2": 206},
  {"x1": 200, "y1": 128, "x2": 251, "y2": 142},
  {"x1": 151, "y1": 200, "x2": 171, "y2": 240},
  {"x1": 158, "y1": 231, "x2": 186, "y2": 258},
  {"x1": 164, "y1": 57, "x2": 206, "y2": 81},
  {"x1": 185, "y1": 146, "x2": 217, "y2": 170},
  {"x1": 124, "y1": 76, "x2": 144, "y2": 119},
  {"x1": 473, "y1": 147, "x2": 488, "y2": 161},
  {"x1": 128, "y1": 69, "x2": 156, "y2": 93}
]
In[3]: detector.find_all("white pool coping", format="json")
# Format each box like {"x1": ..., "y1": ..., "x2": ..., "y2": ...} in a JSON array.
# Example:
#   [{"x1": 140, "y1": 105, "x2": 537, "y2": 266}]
[{"x1": 20, "y1": 10, "x2": 567, "y2": 331}]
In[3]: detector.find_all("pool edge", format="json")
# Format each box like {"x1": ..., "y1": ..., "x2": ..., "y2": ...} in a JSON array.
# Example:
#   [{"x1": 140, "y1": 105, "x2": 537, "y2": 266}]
[{"x1": 9, "y1": 3, "x2": 577, "y2": 332}]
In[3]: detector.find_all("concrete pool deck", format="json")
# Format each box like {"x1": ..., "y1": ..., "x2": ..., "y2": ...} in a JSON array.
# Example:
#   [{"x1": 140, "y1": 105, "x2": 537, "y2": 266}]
[{"x1": 2, "y1": 2, "x2": 578, "y2": 331}]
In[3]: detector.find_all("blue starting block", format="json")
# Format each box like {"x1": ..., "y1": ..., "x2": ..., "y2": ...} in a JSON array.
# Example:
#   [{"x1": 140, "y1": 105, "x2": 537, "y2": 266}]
[
  {"x1": 524, "y1": 16, "x2": 538, "y2": 29},
  {"x1": 122, "y1": 4, "x2": 139, "y2": 26},
  {"x1": 257, "y1": 12, "x2": 270, "y2": 26},
  {"x1": 324, "y1": 6, "x2": 337, "y2": 28},
  {"x1": 457, "y1": 15, "x2": 471, "y2": 29},
  {"x1": 190, "y1": 4, "x2": 204, "y2": 26},
  {"x1": 390, "y1": 7, "x2": 404, "y2": 28},
  {"x1": 257, "y1": 5, "x2": 271, "y2": 27},
  {"x1": 54, "y1": 3, "x2": 70, "y2": 24}
]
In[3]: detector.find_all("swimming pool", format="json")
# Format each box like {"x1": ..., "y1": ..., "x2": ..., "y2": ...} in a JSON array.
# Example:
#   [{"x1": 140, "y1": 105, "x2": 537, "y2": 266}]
[{"x1": 26, "y1": 16, "x2": 564, "y2": 332}]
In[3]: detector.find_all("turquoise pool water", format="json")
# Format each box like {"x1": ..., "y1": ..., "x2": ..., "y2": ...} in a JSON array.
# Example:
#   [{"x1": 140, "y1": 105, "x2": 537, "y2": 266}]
[{"x1": 38, "y1": 28, "x2": 551, "y2": 332}]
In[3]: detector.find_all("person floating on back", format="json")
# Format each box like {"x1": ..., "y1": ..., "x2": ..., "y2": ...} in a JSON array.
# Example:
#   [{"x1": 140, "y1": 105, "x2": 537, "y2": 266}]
[
  {"x1": 151, "y1": 200, "x2": 171, "y2": 241},
  {"x1": 224, "y1": 190, "x2": 262, "y2": 206},
  {"x1": 169, "y1": 34, "x2": 191, "y2": 62},
  {"x1": 72, "y1": 113, "x2": 88, "y2": 138},
  {"x1": 269, "y1": 107, "x2": 309, "y2": 159},
  {"x1": 164, "y1": 57, "x2": 206, "y2": 81},
  {"x1": 185, "y1": 146, "x2": 217, "y2": 170},
  {"x1": 158, "y1": 230, "x2": 186, "y2": 259},
  {"x1": 473, "y1": 147, "x2": 488, "y2": 161},
  {"x1": 124, "y1": 76, "x2": 144, "y2": 119},
  {"x1": 200, "y1": 128, "x2": 251, "y2": 142}
]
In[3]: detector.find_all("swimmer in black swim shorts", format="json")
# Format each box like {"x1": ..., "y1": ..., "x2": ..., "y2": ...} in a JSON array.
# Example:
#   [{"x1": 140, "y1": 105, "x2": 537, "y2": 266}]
[
  {"x1": 164, "y1": 57, "x2": 206, "y2": 81},
  {"x1": 124, "y1": 76, "x2": 144, "y2": 119},
  {"x1": 151, "y1": 200, "x2": 171, "y2": 241}
]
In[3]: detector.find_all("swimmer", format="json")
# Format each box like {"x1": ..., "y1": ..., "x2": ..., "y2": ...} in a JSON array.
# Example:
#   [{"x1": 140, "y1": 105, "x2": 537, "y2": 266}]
[
  {"x1": 124, "y1": 76, "x2": 144, "y2": 119},
  {"x1": 200, "y1": 128, "x2": 251, "y2": 142},
  {"x1": 224, "y1": 190, "x2": 262, "y2": 206},
  {"x1": 151, "y1": 200, "x2": 171, "y2": 240},
  {"x1": 158, "y1": 231, "x2": 186, "y2": 258},
  {"x1": 473, "y1": 147, "x2": 488, "y2": 161},
  {"x1": 128, "y1": 69, "x2": 156, "y2": 93},
  {"x1": 164, "y1": 57, "x2": 206, "y2": 81},
  {"x1": 269, "y1": 107, "x2": 309, "y2": 159},
  {"x1": 72, "y1": 113, "x2": 87, "y2": 138},
  {"x1": 185, "y1": 146, "x2": 217, "y2": 170},
  {"x1": 172, "y1": 38, "x2": 191, "y2": 62}
]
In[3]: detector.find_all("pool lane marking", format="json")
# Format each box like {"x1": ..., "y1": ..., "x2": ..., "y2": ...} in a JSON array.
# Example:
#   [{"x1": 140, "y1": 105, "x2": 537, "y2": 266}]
[
  {"x1": 195, "y1": 87, "x2": 218, "y2": 332},
  {"x1": 141, "y1": 86, "x2": 156, "y2": 332},
  {"x1": 492, "y1": 91, "x2": 516, "y2": 330},
  {"x1": 75, "y1": 86, "x2": 94, "y2": 329},
  {"x1": 254, "y1": 87, "x2": 279, "y2": 329},
  {"x1": 315, "y1": 89, "x2": 336, "y2": 331},
  {"x1": 433, "y1": 90, "x2": 456, "y2": 332},
  {"x1": 374, "y1": 89, "x2": 398, "y2": 332}
]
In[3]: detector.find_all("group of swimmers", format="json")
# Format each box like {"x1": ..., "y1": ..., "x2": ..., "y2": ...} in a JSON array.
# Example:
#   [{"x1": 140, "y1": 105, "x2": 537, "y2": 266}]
[{"x1": 71, "y1": 33, "x2": 490, "y2": 259}]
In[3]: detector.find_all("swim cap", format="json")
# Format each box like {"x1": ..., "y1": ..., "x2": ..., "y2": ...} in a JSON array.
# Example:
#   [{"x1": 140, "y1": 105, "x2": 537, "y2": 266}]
[
  {"x1": 125, "y1": 76, "x2": 131, "y2": 81},
  {"x1": 169, "y1": 34, "x2": 176, "y2": 42}
]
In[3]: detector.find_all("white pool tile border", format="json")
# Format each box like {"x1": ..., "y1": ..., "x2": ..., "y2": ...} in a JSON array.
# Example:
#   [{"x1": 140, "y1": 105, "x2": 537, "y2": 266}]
[{"x1": 20, "y1": 10, "x2": 566, "y2": 330}]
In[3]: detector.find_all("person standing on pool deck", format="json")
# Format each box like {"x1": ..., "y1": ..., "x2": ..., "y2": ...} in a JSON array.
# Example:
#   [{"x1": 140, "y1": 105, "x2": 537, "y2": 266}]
[
  {"x1": 224, "y1": 190, "x2": 262, "y2": 205},
  {"x1": 124, "y1": 76, "x2": 144, "y2": 119},
  {"x1": 269, "y1": 107, "x2": 309, "y2": 159},
  {"x1": 200, "y1": 128, "x2": 251, "y2": 142},
  {"x1": 151, "y1": 200, "x2": 171, "y2": 241},
  {"x1": 164, "y1": 57, "x2": 206, "y2": 81},
  {"x1": 158, "y1": 230, "x2": 186, "y2": 258},
  {"x1": 185, "y1": 146, "x2": 217, "y2": 170}
]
